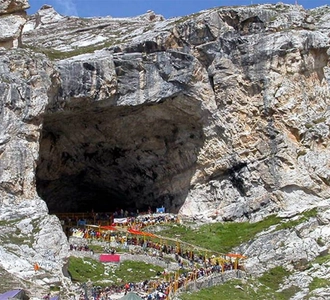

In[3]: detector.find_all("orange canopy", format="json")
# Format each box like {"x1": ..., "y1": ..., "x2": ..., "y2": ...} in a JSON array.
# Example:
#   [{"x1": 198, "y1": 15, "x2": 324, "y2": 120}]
[
  {"x1": 226, "y1": 253, "x2": 247, "y2": 259},
  {"x1": 100, "y1": 225, "x2": 118, "y2": 231},
  {"x1": 128, "y1": 228, "x2": 156, "y2": 237}
]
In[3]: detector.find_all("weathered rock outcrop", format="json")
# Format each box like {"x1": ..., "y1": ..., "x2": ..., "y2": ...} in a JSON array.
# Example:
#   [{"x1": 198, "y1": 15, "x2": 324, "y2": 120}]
[
  {"x1": 23, "y1": 3, "x2": 330, "y2": 222},
  {"x1": 0, "y1": 1, "x2": 68, "y2": 295},
  {"x1": 0, "y1": 0, "x2": 29, "y2": 48},
  {"x1": 1, "y1": 0, "x2": 330, "y2": 297}
]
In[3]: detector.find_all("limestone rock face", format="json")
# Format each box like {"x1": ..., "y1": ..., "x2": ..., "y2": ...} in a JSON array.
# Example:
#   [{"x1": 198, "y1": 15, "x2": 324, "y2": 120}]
[
  {"x1": 1, "y1": 1, "x2": 330, "y2": 296},
  {"x1": 23, "y1": 3, "x2": 330, "y2": 222},
  {"x1": 0, "y1": 48, "x2": 69, "y2": 294},
  {"x1": 22, "y1": 5, "x2": 165, "y2": 52},
  {"x1": 0, "y1": 0, "x2": 30, "y2": 14},
  {"x1": 0, "y1": 0, "x2": 28, "y2": 48},
  {"x1": 0, "y1": 0, "x2": 29, "y2": 13},
  {"x1": 240, "y1": 206, "x2": 330, "y2": 299}
]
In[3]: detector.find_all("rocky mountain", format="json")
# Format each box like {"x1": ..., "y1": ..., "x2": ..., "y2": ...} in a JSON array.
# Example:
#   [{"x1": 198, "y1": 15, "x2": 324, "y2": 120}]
[{"x1": 1, "y1": 0, "x2": 330, "y2": 298}]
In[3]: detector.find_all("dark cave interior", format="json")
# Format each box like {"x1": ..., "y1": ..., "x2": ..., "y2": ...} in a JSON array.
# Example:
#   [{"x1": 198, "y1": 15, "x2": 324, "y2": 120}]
[{"x1": 36, "y1": 97, "x2": 205, "y2": 214}]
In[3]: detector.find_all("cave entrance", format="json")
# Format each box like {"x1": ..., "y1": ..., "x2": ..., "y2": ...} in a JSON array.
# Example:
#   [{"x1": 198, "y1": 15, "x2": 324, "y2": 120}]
[{"x1": 36, "y1": 96, "x2": 205, "y2": 214}]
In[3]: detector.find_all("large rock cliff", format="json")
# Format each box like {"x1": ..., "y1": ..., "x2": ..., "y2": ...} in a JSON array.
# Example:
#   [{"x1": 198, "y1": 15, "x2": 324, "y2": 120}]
[
  {"x1": 1, "y1": 0, "x2": 330, "y2": 298},
  {"x1": 22, "y1": 3, "x2": 330, "y2": 222}
]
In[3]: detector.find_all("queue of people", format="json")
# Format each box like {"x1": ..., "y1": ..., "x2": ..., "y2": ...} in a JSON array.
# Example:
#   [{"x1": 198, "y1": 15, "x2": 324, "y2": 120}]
[
  {"x1": 57, "y1": 207, "x2": 173, "y2": 228},
  {"x1": 73, "y1": 260, "x2": 241, "y2": 300},
  {"x1": 64, "y1": 209, "x2": 246, "y2": 299},
  {"x1": 69, "y1": 236, "x2": 245, "y2": 299}
]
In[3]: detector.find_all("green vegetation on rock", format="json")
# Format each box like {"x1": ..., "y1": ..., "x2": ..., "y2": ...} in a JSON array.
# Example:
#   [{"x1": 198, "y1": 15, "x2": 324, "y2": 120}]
[
  {"x1": 277, "y1": 208, "x2": 318, "y2": 230},
  {"x1": 108, "y1": 260, "x2": 164, "y2": 283},
  {"x1": 180, "y1": 267, "x2": 298, "y2": 300},
  {"x1": 309, "y1": 277, "x2": 330, "y2": 291},
  {"x1": 23, "y1": 42, "x2": 116, "y2": 60},
  {"x1": 68, "y1": 257, "x2": 105, "y2": 283},
  {"x1": 68, "y1": 257, "x2": 164, "y2": 286},
  {"x1": 149, "y1": 208, "x2": 318, "y2": 255},
  {"x1": 259, "y1": 266, "x2": 291, "y2": 291},
  {"x1": 153, "y1": 214, "x2": 281, "y2": 253},
  {"x1": 313, "y1": 253, "x2": 330, "y2": 265}
]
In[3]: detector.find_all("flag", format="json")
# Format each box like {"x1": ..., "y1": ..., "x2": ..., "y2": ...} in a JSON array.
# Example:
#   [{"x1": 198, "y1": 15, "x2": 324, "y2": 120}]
[{"x1": 34, "y1": 263, "x2": 40, "y2": 272}]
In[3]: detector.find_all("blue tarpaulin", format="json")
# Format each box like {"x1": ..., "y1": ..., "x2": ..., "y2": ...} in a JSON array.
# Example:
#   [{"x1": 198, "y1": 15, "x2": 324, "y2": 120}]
[
  {"x1": 0, "y1": 289, "x2": 24, "y2": 300},
  {"x1": 156, "y1": 207, "x2": 165, "y2": 213}
]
